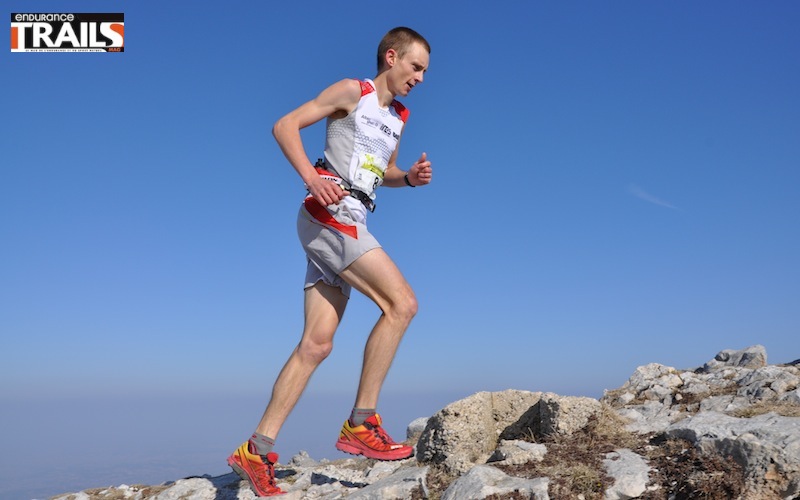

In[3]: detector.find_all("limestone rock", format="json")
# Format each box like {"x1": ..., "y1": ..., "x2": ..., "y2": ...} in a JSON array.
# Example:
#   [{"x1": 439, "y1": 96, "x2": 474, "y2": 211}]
[
  {"x1": 702, "y1": 345, "x2": 768, "y2": 372},
  {"x1": 666, "y1": 410, "x2": 800, "y2": 499},
  {"x1": 347, "y1": 466, "x2": 428, "y2": 499},
  {"x1": 614, "y1": 401, "x2": 684, "y2": 434},
  {"x1": 415, "y1": 389, "x2": 542, "y2": 474},
  {"x1": 603, "y1": 449, "x2": 652, "y2": 500},
  {"x1": 441, "y1": 465, "x2": 549, "y2": 500},
  {"x1": 487, "y1": 439, "x2": 547, "y2": 465},
  {"x1": 406, "y1": 416, "x2": 429, "y2": 441},
  {"x1": 538, "y1": 392, "x2": 602, "y2": 437},
  {"x1": 152, "y1": 477, "x2": 224, "y2": 500}
]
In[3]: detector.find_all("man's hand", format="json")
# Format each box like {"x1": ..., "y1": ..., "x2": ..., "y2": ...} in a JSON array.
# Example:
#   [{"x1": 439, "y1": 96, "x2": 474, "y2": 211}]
[
  {"x1": 307, "y1": 177, "x2": 349, "y2": 206},
  {"x1": 407, "y1": 152, "x2": 432, "y2": 187}
]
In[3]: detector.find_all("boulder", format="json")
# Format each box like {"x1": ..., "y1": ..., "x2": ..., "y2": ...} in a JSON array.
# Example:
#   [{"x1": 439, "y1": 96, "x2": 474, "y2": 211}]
[
  {"x1": 538, "y1": 392, "x2": 602, "y2": 437},
  {"x1": 415, "y1": 389, "x2": 542, "y2": 474},
  {"x1": 701, "y1": 345, "x2": 768, "y2": 372},
  {"x1": 666, "y1": 410, "x2": 800, "y2": 499},
  {"x1": 416, "y1": 390, "x2": 604, "y2": 474}
]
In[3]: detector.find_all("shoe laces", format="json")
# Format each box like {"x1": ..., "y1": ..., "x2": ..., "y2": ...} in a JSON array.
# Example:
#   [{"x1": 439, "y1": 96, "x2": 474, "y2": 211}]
[
  {"x1": 248, "y1": 447, "x2": 278, "y2": 489},
  {"x1": 364, "y1": 420, "x2": 396, "y2": 445}
]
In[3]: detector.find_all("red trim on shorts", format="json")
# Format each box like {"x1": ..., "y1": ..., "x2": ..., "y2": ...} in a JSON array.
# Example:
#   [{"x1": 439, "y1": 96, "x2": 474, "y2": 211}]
[{"x1": 304, "y1": 197, "x2": 359, "y2": 239}]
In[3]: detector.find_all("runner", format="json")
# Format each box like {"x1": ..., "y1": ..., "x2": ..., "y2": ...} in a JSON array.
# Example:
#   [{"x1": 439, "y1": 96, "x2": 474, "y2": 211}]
[{"x1": 227, "y1": 27, "x2": 432, "y2": 497}]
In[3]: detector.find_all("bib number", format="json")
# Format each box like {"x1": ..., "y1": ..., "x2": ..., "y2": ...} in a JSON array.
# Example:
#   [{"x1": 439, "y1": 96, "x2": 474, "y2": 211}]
[{"x1": 351, "y1": 154, "x2": 385, "y2": 196}]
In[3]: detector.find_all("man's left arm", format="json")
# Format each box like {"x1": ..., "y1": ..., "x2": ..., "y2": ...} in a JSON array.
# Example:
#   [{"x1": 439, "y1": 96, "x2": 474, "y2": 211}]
[{"x1": 384, "y1": 146, "x2": 432, "y2": 188}]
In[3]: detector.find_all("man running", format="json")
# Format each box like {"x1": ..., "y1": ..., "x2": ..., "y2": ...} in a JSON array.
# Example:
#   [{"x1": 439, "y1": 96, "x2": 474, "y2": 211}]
[{"x1": 227, "y1": 27, "x2": 432, "y2": 497}]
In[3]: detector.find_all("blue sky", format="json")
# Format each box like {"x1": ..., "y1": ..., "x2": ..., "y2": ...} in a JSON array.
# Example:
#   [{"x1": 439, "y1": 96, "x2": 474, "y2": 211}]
[{"x1": 2, "y1": 1, "x2": 799, "y2": 498}]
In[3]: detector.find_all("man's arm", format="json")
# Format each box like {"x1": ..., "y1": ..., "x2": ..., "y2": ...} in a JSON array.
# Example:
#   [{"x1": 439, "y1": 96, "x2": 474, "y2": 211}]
[
  {"x1": 272, "y1": 79, "x2": 361, "y2": 206},
  {"x1": 383, "y1": 141, "x2": 432, "y2": 188}
]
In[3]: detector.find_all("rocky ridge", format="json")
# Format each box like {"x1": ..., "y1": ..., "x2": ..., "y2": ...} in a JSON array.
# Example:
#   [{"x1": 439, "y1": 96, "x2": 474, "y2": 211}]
[{"x1": 54, "y1": 345, "x2": 800, "y2": 499}]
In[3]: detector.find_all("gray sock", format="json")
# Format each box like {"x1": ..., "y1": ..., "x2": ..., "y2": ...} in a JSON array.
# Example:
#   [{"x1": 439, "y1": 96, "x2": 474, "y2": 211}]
[
  {"x1": 249, "y1": 432, "x2": 275, "y2": 456},
  {"x1": 349, "y1": 408, "x2": 376, "y2": 427}
]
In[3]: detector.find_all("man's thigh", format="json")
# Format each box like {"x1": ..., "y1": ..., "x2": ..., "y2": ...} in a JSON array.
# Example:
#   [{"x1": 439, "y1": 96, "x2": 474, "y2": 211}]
[
  {"x1": 301, "y1": 281, "x2": 349, "y2": 343},
  {"x1": 339, "y1": 248, "x2": 413, "y2": 311}
]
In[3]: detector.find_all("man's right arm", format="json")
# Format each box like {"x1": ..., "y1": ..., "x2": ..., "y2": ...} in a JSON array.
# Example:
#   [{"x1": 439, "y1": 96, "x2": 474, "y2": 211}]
[{"x1": 272, "y1": 79, "x2": 361, "y2": 206}]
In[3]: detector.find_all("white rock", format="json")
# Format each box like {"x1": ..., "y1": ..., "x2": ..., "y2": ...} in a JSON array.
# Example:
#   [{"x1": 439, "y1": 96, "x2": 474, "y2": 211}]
[
  {"x1": 441, "y1": 465, "x2": 549, "y2": 500},
  {"x1": 603, "y1": 449, "x2": 651, "y2": 500},
  {"x1": 666, "y1": 411, "x2": 800, "y2": 499},
  {"x1": 310, "y1": 464, "x2": 369, "y2": 488},
  {"x1": 617, "y1": 401, "x2": 684, "y2": 434},
  {"x1": 781, "y1": 388, "x2": 800, "y2": 404},
  {"x1": 488, "y1": 439, "x2": 547, "y2": 465},
  {"x1": 416, "y1": 389, "x2": 543, "y2": 474},
  {"x1": 154, "y1": 478, "x2": 218, "y2": 500},
  {"x1": 539, "y1": 393, "x2": 602, "y2": 437},
  {"x1": 703, "y1": 345, "x2": 768, "y2": 371},
  {"x1": 365, "y1": 460, "x2": 404, "y2": 481},
  {"x1": 623, "y1": 363, "x2": 678, "y2": 394},
  {"x1": 698, "y1": 394, "x2": 751, "y2": 413},
  {"x1": 407, "y1": 417, "x2": 429, "y2": 440},
  {"x1": 288, "y1": 450, "x2": 318, "y2": 467},
  {"x1": 347, "y1": 466, "x2": 428, "y2": 499}
]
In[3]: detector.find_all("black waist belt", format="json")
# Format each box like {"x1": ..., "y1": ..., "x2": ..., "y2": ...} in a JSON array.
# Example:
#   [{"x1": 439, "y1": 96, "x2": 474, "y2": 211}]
[
  {"x1": 314, "y1": 158, "x2": 376, "y2": 212},
  {"x1": 348, "y1": 189, "x2": 375, "y2": 212}
]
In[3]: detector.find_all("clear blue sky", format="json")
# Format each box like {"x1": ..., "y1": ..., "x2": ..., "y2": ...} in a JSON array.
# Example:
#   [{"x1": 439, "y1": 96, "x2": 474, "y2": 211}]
[{"x1": 2, "y1": 1, "x2": 799, "y2": 498}]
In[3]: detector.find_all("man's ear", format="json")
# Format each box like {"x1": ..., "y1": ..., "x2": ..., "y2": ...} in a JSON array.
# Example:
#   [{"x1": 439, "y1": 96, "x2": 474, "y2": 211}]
[{"x1": 385, "y1": 48, "x2": 398, "y2": 68}]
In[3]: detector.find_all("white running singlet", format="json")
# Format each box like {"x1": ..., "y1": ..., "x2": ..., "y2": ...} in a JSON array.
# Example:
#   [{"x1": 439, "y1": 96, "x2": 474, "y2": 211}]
[{"x1": 323, "y1": 79, "x2": 409, "y2": 220}]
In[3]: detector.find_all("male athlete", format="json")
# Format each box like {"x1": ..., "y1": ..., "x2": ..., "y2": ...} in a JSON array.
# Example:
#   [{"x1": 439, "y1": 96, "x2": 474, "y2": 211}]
[{"x1": 227, "y1": 27, "x2": 432, "y2": 496}]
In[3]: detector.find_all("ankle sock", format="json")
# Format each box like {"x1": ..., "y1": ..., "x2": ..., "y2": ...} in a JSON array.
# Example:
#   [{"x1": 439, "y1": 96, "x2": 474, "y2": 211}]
[
  {"x1": 349, "y1": 408, "x2": 376, "y2": 427},
  {"x1": 249, "y1": 432, "x2": 275, "y2": 456}
]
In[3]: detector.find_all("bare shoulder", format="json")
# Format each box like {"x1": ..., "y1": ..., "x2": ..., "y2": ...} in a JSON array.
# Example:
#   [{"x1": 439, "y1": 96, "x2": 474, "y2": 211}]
[
  {"x1": 329, "y1": 78, "x2": 362, "y2": 95},
  {"x1": 316, "y1": 79, "x2": 362, "y2": 115}
]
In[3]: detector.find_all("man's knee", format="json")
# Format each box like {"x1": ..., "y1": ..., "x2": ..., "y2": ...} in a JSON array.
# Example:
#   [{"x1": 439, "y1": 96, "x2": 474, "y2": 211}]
[
  {"x1": 391, "y1": 287, "x2": 418, "y2": 324},
  {"x1": 297, "y1": 338, "x2": 333, "y2": 365}
]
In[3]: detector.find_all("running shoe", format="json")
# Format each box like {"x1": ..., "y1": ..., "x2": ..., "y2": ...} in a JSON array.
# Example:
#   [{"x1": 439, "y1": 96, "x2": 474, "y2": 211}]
[
  {"x1": 227, "y1": 442, "x2": 284, "y2": 496},
  {"x1": 335, "y1": 413, "x2": 414, "y2": 460}
]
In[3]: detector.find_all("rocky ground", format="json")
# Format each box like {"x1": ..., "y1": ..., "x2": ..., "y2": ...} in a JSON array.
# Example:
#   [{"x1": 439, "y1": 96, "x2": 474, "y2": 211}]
[{"x1": 53, "y1": 345, "x2": 799, "y2": 499}]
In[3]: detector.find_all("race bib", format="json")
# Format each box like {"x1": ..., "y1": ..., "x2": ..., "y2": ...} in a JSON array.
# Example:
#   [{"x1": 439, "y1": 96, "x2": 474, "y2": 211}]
[{"x1": 350, "y1": 153, "x2": 385, "y2": 196}]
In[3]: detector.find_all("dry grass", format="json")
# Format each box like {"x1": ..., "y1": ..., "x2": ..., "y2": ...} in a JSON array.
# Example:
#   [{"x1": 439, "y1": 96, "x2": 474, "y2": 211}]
[
  {"x1": 675, "y1": 383, "x2": 739, "y2": 408},
  {"x1": 412, "y1": 464, "x2": 458, "y2": 500},
  {"x1": 493, "y1": 404, "x2": 641, "y2": 500},
  {"x1": 729, "y1": 399, "x2": 800, "y2": 418},
  {"x1": 639, "y1": 436, "x2": 745, "y2": 500}
]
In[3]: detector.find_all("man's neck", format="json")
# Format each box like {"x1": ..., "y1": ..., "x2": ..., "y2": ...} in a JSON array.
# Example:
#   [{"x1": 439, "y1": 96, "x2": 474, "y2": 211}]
[{"x1": 371, "y1": 73, "x2": 395, "y2": 108}]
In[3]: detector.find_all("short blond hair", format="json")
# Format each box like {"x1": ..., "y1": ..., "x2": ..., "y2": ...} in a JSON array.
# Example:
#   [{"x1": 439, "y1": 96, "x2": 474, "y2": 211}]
[{"x1": 377, "y1": 27, "x2": 431, "y2": 72}]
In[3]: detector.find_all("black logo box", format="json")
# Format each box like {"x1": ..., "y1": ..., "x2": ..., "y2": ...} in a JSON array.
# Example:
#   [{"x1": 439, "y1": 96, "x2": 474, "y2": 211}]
[{"x1": 11, "y1": 13, "x2": 124, "y2": 22}]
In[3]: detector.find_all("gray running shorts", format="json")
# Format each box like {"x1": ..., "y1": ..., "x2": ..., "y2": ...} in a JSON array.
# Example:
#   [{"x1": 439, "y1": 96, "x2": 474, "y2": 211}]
[{"x1": 297, "y1": 196, "x2": 380, "y2": 298}]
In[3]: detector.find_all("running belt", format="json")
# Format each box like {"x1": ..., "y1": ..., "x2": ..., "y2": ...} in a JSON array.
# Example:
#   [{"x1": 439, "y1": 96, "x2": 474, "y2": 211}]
[{"x1": 313, "y1": 158, "x2": 376, "y2": 212}]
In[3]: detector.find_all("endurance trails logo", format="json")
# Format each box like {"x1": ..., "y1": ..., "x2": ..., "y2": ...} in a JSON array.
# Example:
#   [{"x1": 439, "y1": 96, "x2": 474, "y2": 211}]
[{"x1": 11, "y1": 13, "x2": 124, "y2": 52}]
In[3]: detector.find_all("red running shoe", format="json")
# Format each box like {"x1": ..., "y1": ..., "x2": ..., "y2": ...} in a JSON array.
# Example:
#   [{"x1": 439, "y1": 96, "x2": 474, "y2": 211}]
[
  {"x1": 335, "y1": 413, "x2": 414, "y2": 460},
  {"x1": 227, "y1": 442, "x2": 285, "y2": 496}
]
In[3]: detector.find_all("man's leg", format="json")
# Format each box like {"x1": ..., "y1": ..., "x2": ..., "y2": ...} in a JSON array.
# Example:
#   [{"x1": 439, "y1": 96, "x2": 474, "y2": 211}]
[
  {"x1": 333, "y1": 248, "x2": 417, "y2": 460},
  {"x1": 255, "y1": 281, "x2": 348, "y2": 439},
  {"x1": 338, "y1": 248, "x2": 418, "y2": 411},
  {"x1": 228, "y1": 281, "x2": 346, "y2": 497}
]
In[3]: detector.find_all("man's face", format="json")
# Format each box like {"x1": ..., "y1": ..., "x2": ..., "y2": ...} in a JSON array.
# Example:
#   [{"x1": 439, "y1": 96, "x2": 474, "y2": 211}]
[{"x1": 388, "y1": 42, "x2": 429, "y2": 97}]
